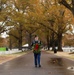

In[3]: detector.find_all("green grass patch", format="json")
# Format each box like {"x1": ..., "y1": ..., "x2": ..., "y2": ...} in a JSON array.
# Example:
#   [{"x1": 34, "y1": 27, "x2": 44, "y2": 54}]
[{"x1": 0, "y1": 47, "x2": 6, "y2": 51}]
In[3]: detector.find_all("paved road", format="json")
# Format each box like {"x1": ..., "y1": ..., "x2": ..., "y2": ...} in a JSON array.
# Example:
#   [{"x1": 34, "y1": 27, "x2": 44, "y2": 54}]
[{"x1": 0, "y1": 51, "x2": 74, "y2": 75}]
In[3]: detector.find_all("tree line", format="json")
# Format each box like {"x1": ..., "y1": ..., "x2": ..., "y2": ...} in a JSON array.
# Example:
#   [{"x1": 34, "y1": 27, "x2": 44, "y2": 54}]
[{"x1": 0, "y1": 0, "x2": 74, "y2": 51}]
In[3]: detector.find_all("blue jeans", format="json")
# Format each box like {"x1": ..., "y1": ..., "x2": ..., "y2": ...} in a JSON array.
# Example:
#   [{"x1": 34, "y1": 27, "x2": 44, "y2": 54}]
[{"x1": 34, "y1": 53, "x2": 41, "y2": 66}]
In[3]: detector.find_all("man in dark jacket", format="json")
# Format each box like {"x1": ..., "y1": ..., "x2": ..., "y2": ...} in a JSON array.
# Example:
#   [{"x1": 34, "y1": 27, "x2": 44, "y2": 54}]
[{"x1": 31, "y1": 35, "x2": 41, "y2": 67}]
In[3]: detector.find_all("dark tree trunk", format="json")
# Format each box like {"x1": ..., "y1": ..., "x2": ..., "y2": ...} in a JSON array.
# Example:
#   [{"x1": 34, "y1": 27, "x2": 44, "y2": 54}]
[
  {"x1": 46, "y1": 34, "x2": 50, "y2": 50},
  {"x1": 28, "y1": 33, "x2": 32, "y2": 50},
  {"x1": 18, "y1": 25, "x2": 22, "y2": 50},
  {"x1": 57, "y1": 34, "x2": 63, "y2": 51},
  {"x1": 49, "y1": 20, "x2": 55, "y2": 51},
  {"x1": 9, "y1": 36, "x2": 12, "y2": 50},
  {"x1": 18, "y1": 38, "x2": 22, "y2": 50},
  {"x1": 52, "y1": 32, "x2": 55, "y2": 50}
]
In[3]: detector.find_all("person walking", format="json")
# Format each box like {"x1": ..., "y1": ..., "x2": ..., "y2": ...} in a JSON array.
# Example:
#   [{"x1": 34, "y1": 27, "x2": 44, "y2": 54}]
[{"x1": 31, "y1": 35, "x2": 42, "y2": 68}]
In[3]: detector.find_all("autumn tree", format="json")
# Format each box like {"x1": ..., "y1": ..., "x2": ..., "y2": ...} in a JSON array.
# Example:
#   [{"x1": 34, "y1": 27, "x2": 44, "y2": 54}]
[
  {"x1": 5, "y1": 0, "x2": 30, "y2": 50},
  {"x1": 59, "y1": 0, "x2": 74, "y2": 15},
  {"x1": 59, "y1": 0, "x2": 74, "y2": 33},
  {"x1": 23, "y1": 25, "x2": 40, "y2": 49},
  {"x1": 28, "y1": 0, "x2": 73, "y2": 51},
  {"x1": 0, "y1": 0, "x2": 8, "y2": 35},
  {"x1": 1, "y1": 0, "x2": 73, "y2": 51},
  {"x1": 5, "y1": 0, "x2": 40, "y2": 50}
]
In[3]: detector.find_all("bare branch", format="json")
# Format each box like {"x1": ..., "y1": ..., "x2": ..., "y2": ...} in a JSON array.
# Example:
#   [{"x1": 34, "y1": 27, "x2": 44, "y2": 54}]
[{"x1": 59, "y1": 0, "x2": 72, "y2": 11}]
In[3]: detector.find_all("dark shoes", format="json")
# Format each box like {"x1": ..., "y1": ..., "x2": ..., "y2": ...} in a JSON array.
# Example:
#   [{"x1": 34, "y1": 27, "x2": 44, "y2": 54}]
[
  {"x1": 39, "y1": 65, "x2": 41, "y2": 67},
  {"x1": 35, "y1": 65, "x2": 41, "y2": 68}
]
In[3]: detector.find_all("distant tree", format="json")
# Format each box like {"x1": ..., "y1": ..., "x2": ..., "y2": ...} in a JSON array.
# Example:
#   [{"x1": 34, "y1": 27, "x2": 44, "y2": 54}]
[
  {"x1": 28, "y1": 0, "x2": 73, "y2": 51},
  {"x1": 5, "y1": 0, "x2": 30, "y2": 50}
]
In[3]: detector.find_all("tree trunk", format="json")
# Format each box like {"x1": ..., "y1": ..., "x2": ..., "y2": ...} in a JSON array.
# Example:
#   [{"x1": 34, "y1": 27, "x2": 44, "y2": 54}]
[
  {"x1": 18, "y1": 38, "x2": 22, "y2": 50},
  {"x1": 52, "y1": 32, "x2": 55, "y2": 50},
  {"x1": 9, "y1": 36, "x2": 12, "y2": 50},
  {"x1": 46, "y1": 34, "x2": 50, "y2": 50},
  {"x1": 18, "y1": 25, "x2": 22, "y2": 50},
  {"x1": 28, "y1": 33, "x2": 32, "y2": 50},
  {"x1": 57, "y1": 34, "x2": 63, "y2": 51}
]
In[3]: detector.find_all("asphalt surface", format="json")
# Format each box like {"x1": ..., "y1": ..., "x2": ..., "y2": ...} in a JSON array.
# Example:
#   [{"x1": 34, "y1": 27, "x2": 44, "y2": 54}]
[{"x1": 0, "y1": 51, "x2": 74, "y2": 75}]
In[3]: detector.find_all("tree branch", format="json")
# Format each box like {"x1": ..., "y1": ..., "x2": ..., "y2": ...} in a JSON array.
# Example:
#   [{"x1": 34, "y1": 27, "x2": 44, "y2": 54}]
[
  {"x1": 23, "y1": 27, "x2": 30, "y2": 33},
  {"x1": 59, "y1": 0, "x2": 72, "y2": 11},
  {"x1": 13, "y1": 0, "x2": 20, "y2": 12},
  {"x1": 31, "y1": 27, "x2": 41, "y2": 34},
  {"x1": 8, "y1": 33, "x2": 19, "y2": 39},
  {"x1": 39, "y1": 22, "x2": 58, "y2": 35},
  {"x1": 72, "y1": 0, "x2": 74, "y2": 6}
]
